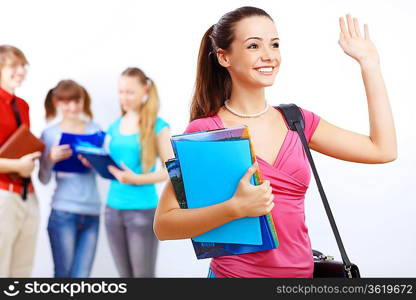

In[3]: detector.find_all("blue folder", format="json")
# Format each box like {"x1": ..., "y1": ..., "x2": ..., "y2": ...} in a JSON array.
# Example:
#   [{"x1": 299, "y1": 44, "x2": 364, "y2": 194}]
[
  {"x1": 76, "y1": 146, "x2": 121, "y2": 180},
  {"x1": 166, "y1": 157, "x2": 279, "y2": 259},
  {"x1": 174, "y1": 139, "x2": 262, "y2": 245},
  {"x1": 53, "y1": 131, "x2": 106, "y2": 173}
]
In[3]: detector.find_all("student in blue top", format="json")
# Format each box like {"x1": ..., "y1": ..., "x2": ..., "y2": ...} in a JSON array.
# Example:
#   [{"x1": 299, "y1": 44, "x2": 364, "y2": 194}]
[
  {"x1": 38, "y1": 80, "x2": 102, "y2": 278},
  {"x1": 104, "y1": 67, "x2": 172, "y2": 278}
]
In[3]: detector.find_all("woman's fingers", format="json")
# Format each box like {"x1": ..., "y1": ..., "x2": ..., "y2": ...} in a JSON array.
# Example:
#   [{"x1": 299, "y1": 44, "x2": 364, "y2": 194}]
[
  {"x1": 58, "y1": 144, "x2": 71, "y2": 150},
  {"x1": 108, "y1": 166, "x2": 122, "y2": 181},
  {"x1": 120, "y1": 162, "x2": 132, "y2": 172},
  {"x1": 266, "y1": 201, "x2": 275, "y2": 213},
  {"x1": 57, "y1": 148, "x2": 72, "y2": 160},
  {"x1": 341, "y1": 14, "x2": 365, "y2": 40},
  {"x1": 57, "y1": 144, "x2": 72, "y2": 155},
  {"x1": 241, "y1": 161, "x2": 258, "y2": 183},
  {"x1": 346, "y1": 14, "x2": 356, "y2": 38},
  {"x1": 77, "y1": 154, "x2": 92, "y2": 167},
  {"x1": 268, "y1": 194, "x2": 274, "y2": 205},
  {"x1": 28, "y1": 151, "x2": 42, "y2": 160},
  {"x1": 108, "y1": 165, "x2": 118, "y2": 174},
  {"x1": 62, "y1": 150, "x2": 73, "y2": 158},
  {"x1": 339, "y1": 16, "x2": 348, "y2": 36},
  {"x1": 364, "y1": 23, "x2": 370, "y2": 40},
  {"x1": 353, "y1": 17, "x2": 362, "y2": 37}
]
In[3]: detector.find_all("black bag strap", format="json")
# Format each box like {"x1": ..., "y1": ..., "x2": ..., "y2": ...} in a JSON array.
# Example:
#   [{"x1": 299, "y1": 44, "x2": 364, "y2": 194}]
[
  {"x1": 276, "y1": 103, "x2": 352, "y2": 269},
  {"x1": 11, "y1": 97, "x2": 30, "y2": 200},
  {"x1": 11, "y1": 97, "x2": 22, "y2": 127}
]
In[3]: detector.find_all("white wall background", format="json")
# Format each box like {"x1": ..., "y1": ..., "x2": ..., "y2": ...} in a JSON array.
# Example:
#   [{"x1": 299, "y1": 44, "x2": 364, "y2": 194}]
[{"x1": 1, "y1": 0, "x2": 415, "y2": 277}]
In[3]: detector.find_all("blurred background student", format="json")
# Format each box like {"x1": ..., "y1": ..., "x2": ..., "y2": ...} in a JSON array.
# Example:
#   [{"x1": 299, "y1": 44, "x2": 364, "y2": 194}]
[
  {"x1": 103, "y1": 67, "x2": 172, "y2": 277},
  {"x1": 0, "y1": 45, "x2": 41, "y2": 277},
  {"x1": 38, "y1": 80, "x2": 102, "y2": 278}
]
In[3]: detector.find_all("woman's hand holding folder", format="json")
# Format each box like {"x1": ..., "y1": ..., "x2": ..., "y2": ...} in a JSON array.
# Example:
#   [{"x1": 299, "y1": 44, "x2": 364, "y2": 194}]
[
  {"x1": 228, "y1": 161, "x2": 275, "y2": 218},
  {"x1": 48, "y1": 144, "x2": 72, "y2": 163},
  {"x1": 16, "y1": 151, "x2": 42, "y2": 178},
  {"x1": 77, "y1": 154, "x2": 93, "y2": 168},
  {"x1": 107, "y1": 163, "x2": 137, "y2": 184},
  {"x1": 0, "y1": 152, "x2": 41, "y2": 178},
  {"x1": 154, "y1": 160, "x2": 275, "y2": 241}
]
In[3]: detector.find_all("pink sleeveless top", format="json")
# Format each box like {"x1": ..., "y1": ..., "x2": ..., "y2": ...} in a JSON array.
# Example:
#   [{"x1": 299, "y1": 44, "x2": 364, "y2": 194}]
[{"x1": 184, "y1": 107, "x2": 321, "y2": 278}]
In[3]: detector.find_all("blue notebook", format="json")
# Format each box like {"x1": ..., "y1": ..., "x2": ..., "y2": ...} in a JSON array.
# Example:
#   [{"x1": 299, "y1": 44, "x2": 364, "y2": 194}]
[
  {"x1": 53, "y1": 131, "x2": 106, "y2": 173},
  {"x1": 174, "y1": 139, "x2": 262, "y2": 245},
  {"x1": 76, "y1": 146, "x2": 120, "y2": 180},
  {"x1": 166, "y1": 158, "x2": 279, "y2": 259}
]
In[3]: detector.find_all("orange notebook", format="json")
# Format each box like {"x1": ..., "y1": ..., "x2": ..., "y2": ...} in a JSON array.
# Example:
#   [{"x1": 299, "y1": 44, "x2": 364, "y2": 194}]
[{"x1": 0, "y1": 124, "x2": 45, "y2": 159}]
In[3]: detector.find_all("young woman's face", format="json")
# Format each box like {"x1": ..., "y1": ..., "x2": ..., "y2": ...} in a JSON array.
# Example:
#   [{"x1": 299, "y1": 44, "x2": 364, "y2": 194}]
[
  {"x1": 118, "y1": 75, "x2": 148, "y2": 113},
  {"x1": 56, "y1": 98, "x2": 84, "y2": 120},
  {"x1": 0, "y1": 58, "x2": 27, "y2": 92},
  {"x1": 220, "y1": 16, "x2": 281, "y2": 88}
]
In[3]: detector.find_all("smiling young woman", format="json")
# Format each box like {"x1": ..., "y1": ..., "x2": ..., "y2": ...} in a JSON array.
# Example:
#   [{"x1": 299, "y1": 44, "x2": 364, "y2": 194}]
[
  {"x1": 103, "y1": 67, "x2": 173, "y2": 278},
  {"x1": 153, "y1": 6, "x2": 397, "y2": 278},
  {"x1": 38, "y1": 80, "x2": 102, "y2": 278},
  {"x1": 0, "y1": 45, "x2": 41, "y2": 277}
]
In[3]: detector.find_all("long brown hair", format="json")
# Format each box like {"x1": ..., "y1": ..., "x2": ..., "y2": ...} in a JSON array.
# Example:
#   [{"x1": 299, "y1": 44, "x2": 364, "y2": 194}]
[
  {"x1": 120, "y1": 67, "x2": 160, "y2": 173},
  {"x1": 44, "y1": 80, "x2": 93, "y2": 121},
  {"x1": 190, "y1": 6, "x2": 273, "y2": 121}
]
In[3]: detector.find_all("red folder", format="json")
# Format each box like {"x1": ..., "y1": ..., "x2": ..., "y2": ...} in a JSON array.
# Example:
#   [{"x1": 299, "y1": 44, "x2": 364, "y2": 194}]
[{"x1": 0, "y1": 124, "x2": 45, "y2": 159}]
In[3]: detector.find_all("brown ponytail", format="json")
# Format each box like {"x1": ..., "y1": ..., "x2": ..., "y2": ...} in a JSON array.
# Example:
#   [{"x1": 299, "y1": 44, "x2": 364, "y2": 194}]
[
  {"x1": 81, "y1": 86, "x2": 93, "y2": 119},
  {"x1": 190, "y1": 6, "x2": 273, "y2": 121},
  {"x1": 44, "y1": 88, "x2": 56, "y2": 120},
  {"x1": 190, "y1": 25, "x2": 231, "y2": 121}
]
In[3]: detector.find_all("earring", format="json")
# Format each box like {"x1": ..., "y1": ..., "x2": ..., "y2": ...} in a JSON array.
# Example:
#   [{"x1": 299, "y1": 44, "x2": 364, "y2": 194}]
[{"x1": 142, "y1": 94, "x2": 149, "y2": 104}]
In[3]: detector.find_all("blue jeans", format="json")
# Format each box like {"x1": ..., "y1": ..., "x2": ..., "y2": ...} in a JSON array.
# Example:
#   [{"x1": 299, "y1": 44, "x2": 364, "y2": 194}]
[{"x1": 47, "y1": 209, "x2": 99, "y2": 278}]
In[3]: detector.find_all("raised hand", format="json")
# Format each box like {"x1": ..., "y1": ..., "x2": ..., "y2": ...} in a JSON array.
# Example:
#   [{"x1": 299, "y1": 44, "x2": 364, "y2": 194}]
[{"x1": 338, "y1": 14, "x2": 380, "y2": 66}]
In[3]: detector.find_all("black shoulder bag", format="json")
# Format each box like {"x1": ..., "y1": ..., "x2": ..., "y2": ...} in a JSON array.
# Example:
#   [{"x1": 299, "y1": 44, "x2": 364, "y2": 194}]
[{"x1": 277, "y1": 103, "x2": 360, "y2": 278}]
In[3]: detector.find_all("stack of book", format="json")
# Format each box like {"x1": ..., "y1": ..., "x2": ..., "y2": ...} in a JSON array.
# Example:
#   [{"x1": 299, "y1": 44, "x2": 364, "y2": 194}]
[{"x1": 166, "y1": 125, "x2": 279, "y2": 259}]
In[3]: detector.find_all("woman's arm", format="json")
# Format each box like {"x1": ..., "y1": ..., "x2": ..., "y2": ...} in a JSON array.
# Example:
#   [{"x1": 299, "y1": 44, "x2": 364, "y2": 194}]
[
  {"x1": 38, "y1": 144, "x2": 72, "y2": 184},
  {"x1": 38, "y1": 150, "x2": 54, "y2": 184},
  {"x1": 154, "y1": 162, "x2": 274, "y2": 240},
  {"x1": 310, "y1": 15, "x2": 397, "y2": 163},
  {"x1": 154, "y1": 182, "x2": 239, "y2": 240},
  {"x1": 0, "y1": 158, "x2": 21, "y2": 174},
  {"x1": 108, "y1": 127, "x2": 173, "y2": 184},
  {"x1": 0, "y1": 152, "x2": 41, "y2": 177}
]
